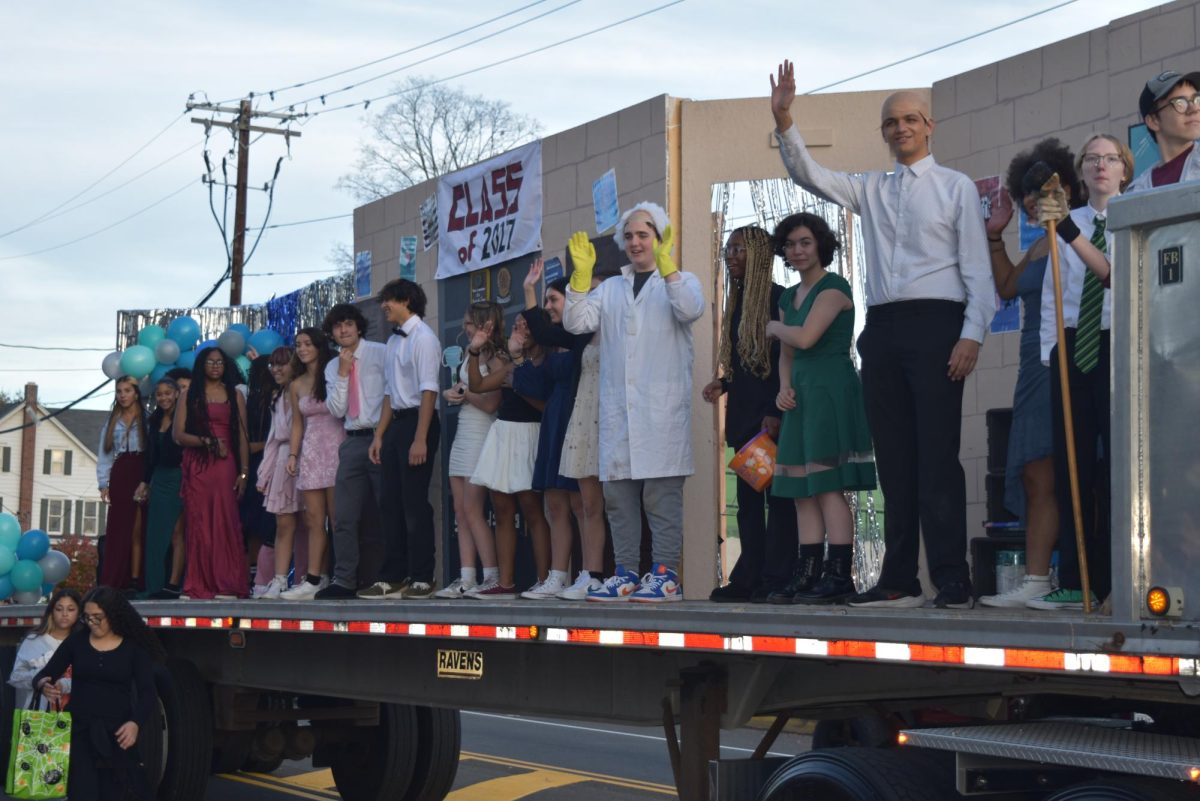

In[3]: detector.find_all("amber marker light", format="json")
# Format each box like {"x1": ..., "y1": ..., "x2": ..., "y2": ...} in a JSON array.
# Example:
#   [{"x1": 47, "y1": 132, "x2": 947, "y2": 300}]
[
  {"x1": 1189, "y1": 767, "x2": 1200, "y2": 781},
  {"x1": 897, "y1": 732, "x2": 909, "y2": 746},
  {"x1": 1146, "y1": 586, "x2": 1183, "y2": 618}
]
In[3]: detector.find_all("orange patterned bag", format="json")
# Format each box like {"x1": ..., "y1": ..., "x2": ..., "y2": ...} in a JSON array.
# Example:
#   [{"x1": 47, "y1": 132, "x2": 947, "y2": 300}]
[{"x1": 727, "y1": 430, "x2": 777, "y2": 493}]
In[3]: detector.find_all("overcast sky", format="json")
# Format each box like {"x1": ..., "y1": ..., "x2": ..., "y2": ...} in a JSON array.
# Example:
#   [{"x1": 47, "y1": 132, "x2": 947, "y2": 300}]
[{"x1": 0, "y1": 0, "x2": 1163, "y2": 409}]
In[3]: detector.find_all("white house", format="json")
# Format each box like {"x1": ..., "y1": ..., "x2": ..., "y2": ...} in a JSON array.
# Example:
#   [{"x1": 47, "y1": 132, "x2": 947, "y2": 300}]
[{"x1": 0, "y1": 384, "x2": 109, "y2": 538}]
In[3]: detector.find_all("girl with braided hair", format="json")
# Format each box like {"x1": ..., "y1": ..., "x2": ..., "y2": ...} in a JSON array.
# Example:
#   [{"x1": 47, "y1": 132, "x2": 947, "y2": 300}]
[{"x1": 704, "y1": 225, "x2": 797, "y2": 602}]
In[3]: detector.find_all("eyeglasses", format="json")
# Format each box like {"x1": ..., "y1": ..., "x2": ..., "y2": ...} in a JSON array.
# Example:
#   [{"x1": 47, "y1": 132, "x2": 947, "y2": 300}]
[
  {"x1": 722, "y1": 246, "x2": 746, "y2": 258},
  {"x1": 83, "y1": 613, "x2": 106, "y2": 625},
  {"x1": 203, "y1": 359, "x2": 224, "y2": 366},
  {"x1": 1081, "y1": 154, "x2": 1124, "y2": 169},
  {"x1": 1155, "y1": 94, "x2": 1200, "y2": 114}
]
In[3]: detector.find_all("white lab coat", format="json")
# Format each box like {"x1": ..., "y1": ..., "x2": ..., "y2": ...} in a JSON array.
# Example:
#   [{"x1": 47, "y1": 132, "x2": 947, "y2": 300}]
[{"x1": 563, "y1": 266, "x2": 705, "y2": 481}]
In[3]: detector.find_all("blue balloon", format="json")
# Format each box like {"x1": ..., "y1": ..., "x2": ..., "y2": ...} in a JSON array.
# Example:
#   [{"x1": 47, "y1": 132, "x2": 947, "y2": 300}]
[
  {"x1": 149, "y1": 364, "x2": 172, "y2": 385},
  {"x1": 137, "y1": 325, "x2": 166, "y2": 349},
  {"x1": 167, "y1": 316, "x2": 201, "y2": 350},
  {"x1": 228, "y1": 323, "x2": 252, "y2": 341},
  {"x1": 0, "y1": 513, "x2": 19, "y2": 551},
  {"x1": 198, "y1": 339, "x2": 218, "y2": 355},
  {"x1": 248, "y1": 329, "x2": 283, "y2": 358},
  {"x1": 16, "y1": 529, "x2": 50, "y2": 562},
  {"x1": 177, "y1": 350, "x2": 197, "y2": 371},
  {"x1": 9, "y1": 560, "x2": 42, "y2": 593},
  {"x1": 0, "y1": 576, "x2": 12, "y2": 601},
  {"x1": 41, "y1": 583, "x2": 54, "y2": 596}
]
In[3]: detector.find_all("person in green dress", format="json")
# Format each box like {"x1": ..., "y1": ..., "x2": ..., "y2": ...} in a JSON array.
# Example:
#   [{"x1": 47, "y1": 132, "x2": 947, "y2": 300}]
[{"x1": 766, "y1": 213, "x2": 877, "y2": 604}]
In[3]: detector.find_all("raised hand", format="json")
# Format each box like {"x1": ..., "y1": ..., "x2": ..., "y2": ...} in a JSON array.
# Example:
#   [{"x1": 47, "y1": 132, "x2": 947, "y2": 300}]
[
  {"x1": 653, "y1": 225, "x2": 678, "y2": 278},
  {"x1": 468, "y1": 321, "x2": 493, "y2": 354},
  {"x1": 567, "y1": 231, "x2": 596, "y2": 293},
  {"x1": 986, "y1": 189, "x2": 1014, "y2": 238},
  {"x1": 524, "y1": 258, "x2": 544, "y2": 289},
  {"x1": 770, "y1": 60, "x2": 796, "y2": 127}
]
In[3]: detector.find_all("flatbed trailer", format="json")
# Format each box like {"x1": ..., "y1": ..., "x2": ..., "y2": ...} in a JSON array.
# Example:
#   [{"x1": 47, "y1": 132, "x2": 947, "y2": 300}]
[{"x1": 1, "y1": 169, "x2": 1197, "y2": 801}]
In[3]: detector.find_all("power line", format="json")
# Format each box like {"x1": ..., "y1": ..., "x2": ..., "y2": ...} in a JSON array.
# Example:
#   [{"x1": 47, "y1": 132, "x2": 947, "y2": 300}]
[
  {"x1": 222, "y1": 0, "x2": 556, "y2": 104},
  {"x1": 269, "y1": 0, "x2": 584, "y2": 114},
  {"x1": 0, "y1": 343, "x2": 111, "y2": 353},
  {"x1": 0, "y1": 113, "x2": 186, "y2": 240},
  {"x1": 804, "y1": 0, "x2": 1081, "y2": 94},
  {"x1": 246, "y1": 213, "x2": 351, "y2": 231},
  {"x1": 280, "y1": 0, "x2": 688, "y2": 122},
  {"x1": 0, "y1": 179, "x2": 195, "y2": 262},
  {"x1": 0, "y1": 380, "x2": 113, "y2": 435},
  {"x1": 244, "y1": 269, "x2": 342, "y2": 277}
]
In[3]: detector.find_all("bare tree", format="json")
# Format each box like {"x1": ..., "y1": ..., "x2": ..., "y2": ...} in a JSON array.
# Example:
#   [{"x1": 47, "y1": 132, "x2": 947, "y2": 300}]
[{"x1": 336, "y1": 77, "x2": 542, "y2": 202}]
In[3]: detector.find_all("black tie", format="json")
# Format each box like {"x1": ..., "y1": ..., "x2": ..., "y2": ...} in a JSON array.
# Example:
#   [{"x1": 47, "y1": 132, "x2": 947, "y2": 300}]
[{"x1": 392, "y1": 327, "x2": 408, "y2": 337}]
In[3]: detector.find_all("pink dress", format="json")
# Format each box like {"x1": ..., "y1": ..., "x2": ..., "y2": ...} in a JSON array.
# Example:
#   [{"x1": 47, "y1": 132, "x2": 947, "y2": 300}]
[
  {"x1": 258, "y1": 394, "x2": 301, "y2": 513},
  {"x1": 296, "y1": 394, "x2": 344, "y2": 491},
  {"x1": 181, "y1": 402, "x2": 250, "y2": 599}
]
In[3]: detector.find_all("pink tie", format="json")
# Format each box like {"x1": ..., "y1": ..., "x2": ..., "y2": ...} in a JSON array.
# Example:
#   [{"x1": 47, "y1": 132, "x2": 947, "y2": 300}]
[{"x1": 347, "y1": 358, "x2": 361, "y2": 420}]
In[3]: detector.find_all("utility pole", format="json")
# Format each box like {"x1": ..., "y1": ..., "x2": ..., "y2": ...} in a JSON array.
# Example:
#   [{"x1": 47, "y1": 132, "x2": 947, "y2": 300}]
[{"x1": 187, "y1": 99, "x2": 300, "y2": 305}]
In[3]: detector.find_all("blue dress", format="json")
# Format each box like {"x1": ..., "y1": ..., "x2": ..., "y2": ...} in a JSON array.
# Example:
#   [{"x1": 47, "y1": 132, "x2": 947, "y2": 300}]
[
  {"x1": 1004, "y1": 254, "x2": 1053, "y2": 519},
  {"x1": 514, "y1": 350, "x2": 580, "y2": 492}
]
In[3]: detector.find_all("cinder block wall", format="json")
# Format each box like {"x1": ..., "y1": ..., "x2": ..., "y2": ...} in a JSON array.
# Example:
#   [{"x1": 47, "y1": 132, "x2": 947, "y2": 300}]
[{"x1": 931, "y1": 0, "x2": 1200, "y2": 534}]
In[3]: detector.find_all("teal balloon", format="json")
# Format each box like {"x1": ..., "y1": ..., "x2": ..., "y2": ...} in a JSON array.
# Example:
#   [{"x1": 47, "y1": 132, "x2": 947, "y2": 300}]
[
  {"x1": 0, "y1": 546, "x2": 15, "y2": 575},
  {"x1": 167, "y1": 316, "x2": 201, "y2": 350},
  {"x1": 38, "y1": 550, "x2": 70, "y2": 584},
  {"x1": 138, "y1": 325, "x2": 166, "y2": 349},
  {"x1": 41, "y1": 583, "x2": 54, "y2": 596},
  {"x1": 177, "y1": 349, "x2": 197, "y2": 371},
  {"x1": 9, "y1": 560, "x2": 42, "y2": 593},
  {"x1": 16, "y1": 529, "x2": 49, "y2": 561},
  {"x1": 248, "y1": 329, "x2": 283, "y2": 358},
  {"x1": 155, "y1": 338, "x2": 180, "y2": 365},
  {"x1": 0, "y1": 577, "x2": 12, "y2": 601},
  {"x1": 0, "y1": 513, "x2": 19, "y2": 551},
  {"x1": 120, "y1": 345, "x2": 156, "y2": 379},
  {"x1": 235, "y1": 355, "x2": 251, "y2": 380}
]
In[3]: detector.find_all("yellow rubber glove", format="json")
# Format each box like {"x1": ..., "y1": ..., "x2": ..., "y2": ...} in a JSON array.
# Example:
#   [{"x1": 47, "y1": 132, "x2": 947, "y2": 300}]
[
  {"x1": 653, "y1": 225, "x2": 678, "y2": 279},
  {"x1": 567, "y1": 231, "x2": 596, "y2": 293}
]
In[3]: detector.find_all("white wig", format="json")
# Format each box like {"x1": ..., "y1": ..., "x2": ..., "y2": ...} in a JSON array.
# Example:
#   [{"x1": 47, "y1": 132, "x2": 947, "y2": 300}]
[{"x1": 612, "y1": 201, "x2": 669, "y2": 252}]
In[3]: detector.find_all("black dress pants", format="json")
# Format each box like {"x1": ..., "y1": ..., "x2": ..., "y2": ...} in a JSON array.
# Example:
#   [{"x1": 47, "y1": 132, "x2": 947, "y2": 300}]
[
  {"x1": 728, "y1": 455, "x2": 797, "y2": 590},
  {"x1": 379, "y1": 409, "x2": 440, "y2": 584},
  {"x1": 858, "y1": 300, "x2": 970, "y2": 591}
]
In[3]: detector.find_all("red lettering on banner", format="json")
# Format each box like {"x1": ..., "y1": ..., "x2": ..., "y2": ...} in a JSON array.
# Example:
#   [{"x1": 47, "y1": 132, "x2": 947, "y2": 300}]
[
  {"x1": 447, "y1": 184, "x2": 467, "y2": 232},
  {"x1": 464, "y1": 187, "x2": 479, "y2": 228},
  {"x1": 478, "y1": 177, "x2": 494, "y2": 224},
  {"x1": 506, "y1": 162, "x2": 523, "y2": 214},
  {"x1": 491, "y1": 168, "x2": 509, "y2": 219}
]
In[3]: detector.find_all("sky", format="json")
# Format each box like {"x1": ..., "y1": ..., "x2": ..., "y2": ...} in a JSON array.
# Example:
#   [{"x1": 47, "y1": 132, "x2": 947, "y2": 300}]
[{"x1": 0, "y1": 0, "x2": 1167, "y2": 410}]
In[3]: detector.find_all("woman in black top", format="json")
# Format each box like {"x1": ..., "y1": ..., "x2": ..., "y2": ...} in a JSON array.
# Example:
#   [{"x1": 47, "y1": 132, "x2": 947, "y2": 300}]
[
  {"x1": 36, "y1": 586, "x2": 163, "y2": 800},
  {"x1": 136, "y1": 378, "x2": 184, "y2": 598}
]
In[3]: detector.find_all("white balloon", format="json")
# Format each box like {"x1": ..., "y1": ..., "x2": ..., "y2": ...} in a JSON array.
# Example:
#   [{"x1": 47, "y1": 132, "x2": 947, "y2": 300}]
[
  {"x1": 101, "y1": 351, "x2": 124, "y2": 380},
  {"x1": 155, "y1": 338, "x2": 181, "y2": 365}
]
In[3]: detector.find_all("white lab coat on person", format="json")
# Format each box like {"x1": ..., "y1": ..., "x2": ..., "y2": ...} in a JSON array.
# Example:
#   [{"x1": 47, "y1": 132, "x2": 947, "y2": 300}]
[{"x1": 563, "y1": 265, "x2": 705, "y2": 482}]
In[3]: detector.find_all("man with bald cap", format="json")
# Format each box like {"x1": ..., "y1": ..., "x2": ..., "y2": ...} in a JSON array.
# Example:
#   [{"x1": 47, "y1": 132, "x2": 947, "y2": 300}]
[{"x1": 769, "y1": 60, "x2": 993, "y2": 609}]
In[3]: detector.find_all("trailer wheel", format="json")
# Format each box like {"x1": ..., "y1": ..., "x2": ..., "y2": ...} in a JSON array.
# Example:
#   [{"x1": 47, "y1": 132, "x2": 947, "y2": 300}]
[
  {"x1": 152, "y1": 658, "x2": 214, "y2": 801},
  {"x1": 811, "y1": 715, "x2": 896, "y2": 749},
  {"x1": 1045, "y1": 778, "x2": 1200, "y2": 800},
  {"x1": 402, "y1": 707, "x2": 461, "y2": 801},
  {"x1": 757, "y1": 747, "x2": 957, "y2": 801},
  {"x1": 331, "y1": 702, "x2": 419, "y2": 801}
]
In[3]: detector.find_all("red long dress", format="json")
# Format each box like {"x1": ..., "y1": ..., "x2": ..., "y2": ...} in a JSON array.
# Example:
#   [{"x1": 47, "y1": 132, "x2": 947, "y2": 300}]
[{"x1": 181, "y1": 402, "x2": 249, "y2": 599}]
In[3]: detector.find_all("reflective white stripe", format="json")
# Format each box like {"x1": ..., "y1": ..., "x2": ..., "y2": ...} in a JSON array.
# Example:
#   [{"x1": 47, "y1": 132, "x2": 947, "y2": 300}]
[
  {"x1": 184, "y1": 617, "x2": 197, "y2": 628},
  {"x1": 875, "y1": 642, "x2": 912, "y2": 661},
  {"x1": 795, "y1": 639, "x2": 829, "y2": 656},
  {"x1": 658, "y1": 632, "x2": 685, "y2": 648},
  {"x1": 1065, "y1": 653, "x2": 1110, "y2": 673},
  {"x1": 268, "y1": 620, "x2": 282, "y2": 631},
  {"x1": 299, "y1": 620, "x2": 314, "y2": 632},
  {"x1": 157, "y1": 617, "x2": 172, "y2": 626},
  {"x1": 211, "y1": 618, "x2": 223, "y2": 627},
  {"x1": 546, "y1": 628, "x2": 569, "y2": 642},
  {"x1": 599, "y1": 630, "x2": 624, "y2": 645},
  {"x1": 450, "y1": 625, "x2": 470, "y2": 638},
  {"x1": 369, "y1": 622, "x2": 386, "y2": 634},
  {"x1": 1180, "y1": 659, "x2": 1198, "y2": 677},
  {"x1": 409, "y1": 623, "x2": 426, "y2": 636},
  {"x1": 496, "y1": 626, "x2": 517, "y2": 640},
  {"x1": 964, "y1": 647, "x2": 1006, "y2": 667},
  {"x1": 727, "y1": 636, "x2": 752, "y2": 652}
]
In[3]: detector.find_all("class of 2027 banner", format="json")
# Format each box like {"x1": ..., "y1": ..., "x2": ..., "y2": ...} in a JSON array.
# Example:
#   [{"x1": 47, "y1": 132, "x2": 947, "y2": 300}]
[{"x1": 435, "y1": 140, "x2": 543, "y2": 280}]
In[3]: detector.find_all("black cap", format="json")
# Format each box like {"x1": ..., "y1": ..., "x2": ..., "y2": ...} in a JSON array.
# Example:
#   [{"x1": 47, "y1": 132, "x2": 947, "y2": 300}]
[{"x1": 1139, "y1": 69, "x2": 1200, "y2": 118}]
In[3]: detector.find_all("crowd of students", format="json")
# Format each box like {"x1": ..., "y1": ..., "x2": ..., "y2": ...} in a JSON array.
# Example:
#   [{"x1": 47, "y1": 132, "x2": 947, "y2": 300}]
[{"x1": 88, "y1": 65, "x2": 1197, "y2": 608}]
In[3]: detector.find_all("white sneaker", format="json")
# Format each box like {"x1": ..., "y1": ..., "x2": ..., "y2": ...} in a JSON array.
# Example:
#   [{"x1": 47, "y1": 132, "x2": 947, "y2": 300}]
[
  {"x1": 557, "y1": 571, "x2": 602, "y2": 600},
  {"x1": 521, "y1": 574, "x2": 568, "y2": 600},
  {"x1": 979, "y1": 576, "x2": 1053, "y2": 608},
  {"x1": 434, "y1": 578, "x2": 477, "y2": 599},
  {"x1": 251, "y1": 584, "x2": 269, "y2": 599},
  {"x1": 279, "y1": 577, "x2": 326, "y2": 601},
  {"x1": 257, "y1": 576, "x2": 289, "y2": 600}
]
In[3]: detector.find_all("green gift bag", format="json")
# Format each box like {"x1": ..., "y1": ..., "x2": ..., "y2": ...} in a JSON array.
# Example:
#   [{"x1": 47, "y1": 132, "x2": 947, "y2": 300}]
[{"x1": 6, "y1": 694, "x2": 70, "y2": 800}]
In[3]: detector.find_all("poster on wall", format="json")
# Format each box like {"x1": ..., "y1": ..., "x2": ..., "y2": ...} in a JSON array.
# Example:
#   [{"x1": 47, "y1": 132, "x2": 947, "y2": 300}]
[
  {"x1": 399, "y1": 236, "x2": 418, "y2": 281},
  {"x1": 435, "y1": 140, "x2": 542, "y2": 280},
  {"x1": 975, "y1": 175, "x2": 1019, "y2": 335},
  {"x1": 543, "y1": 256, "x2": 563, "y2": 284},
  {"x1": 592, "y1": 169, "x2": 619, "y2": 233},
  {"x1": 420, "y1": 195, "x2": 438, "y2": 251},
  {"x1": 1018, "y1": 207, "x2": 1043, "y2": 251},
  {"x1": 354, "y1": 251, "x2": 372, "y2": 298}
]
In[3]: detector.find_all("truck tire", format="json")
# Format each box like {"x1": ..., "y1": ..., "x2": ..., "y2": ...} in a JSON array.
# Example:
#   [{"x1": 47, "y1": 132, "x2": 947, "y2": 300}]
[
  {"x1": 757, "y1": 747, "x2": 959, "y2": 801},
  {"x1": 811, "y1": 715, "x2": 896, "y2": 749},
  {"x1": 153, "y1": 658, "x2": 214, "y2": 801},
  {"x1": 1045, "y1": 778, "x2": 1199, "y2": 800},
  {"x1": 331, "y1": 701, "x2": 419, "y2": 801},
  {"x1": 402, "y1": 706, "x2": 461, "y2": 801}
]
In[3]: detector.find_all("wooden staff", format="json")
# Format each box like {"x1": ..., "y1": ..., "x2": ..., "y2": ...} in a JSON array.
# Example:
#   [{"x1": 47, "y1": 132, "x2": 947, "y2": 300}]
[{"x1": 1042, "y1": 172, "x2": 1093, "y2": 614}]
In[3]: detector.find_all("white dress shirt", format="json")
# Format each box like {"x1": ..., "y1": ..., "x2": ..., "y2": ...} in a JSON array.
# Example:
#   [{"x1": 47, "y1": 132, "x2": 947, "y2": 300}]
[
  {"x1": 325, "y1": 339, "x2": 388, "y2": 429},
  {"x1": 1039, "y1": 203, "x2": 1113, "y2": 364},
  {"x1": 384, "y1": 315, "x2": 441, "y2": 409},
  {"x1": 775, "y1": 125, "x2": 994, "y2": 342}
]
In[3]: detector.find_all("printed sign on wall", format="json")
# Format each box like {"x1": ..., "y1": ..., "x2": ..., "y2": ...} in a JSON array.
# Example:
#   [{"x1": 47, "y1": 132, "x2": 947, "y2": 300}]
[
  {"x1": 435, "y1": 141, "x2": 543, "y2": 280},
  {"x1": 399, "y1": 236, "x2": 418, "y2": 281},
  {"x1": 354, "y1": 251, "x2": 372, "y2": 298}
]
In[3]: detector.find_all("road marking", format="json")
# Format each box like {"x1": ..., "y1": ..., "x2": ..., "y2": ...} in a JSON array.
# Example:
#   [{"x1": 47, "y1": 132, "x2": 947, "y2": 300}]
[
  {"x1": 461, "y1": 751, "x2": 676, "y2": 795},
  {"x1": 275, "y1": 768, "x2": 335, "y2": 790},
  {"x1": 464, "y1": 710, "x2": 795, "y2": 757},
  {"x1": 445, "y1": 767, "x2": 587, "y2": 799},
  {"x1": 220, "y1": 772, "x2": 339, "y2": 800}
]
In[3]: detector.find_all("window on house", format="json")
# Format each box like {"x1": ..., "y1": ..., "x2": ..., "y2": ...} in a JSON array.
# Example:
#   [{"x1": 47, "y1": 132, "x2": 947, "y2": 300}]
[
  {"x1": 44, "y1": 449, "x2": 69, "y2": 476},
  {"x1": 1, "y1": 446, "x2": 10, "y2": 472},
  {"x1": 45, "y1": 499, "x2": 66, "y2": 535},
  {"x1": 81, "y1": 501, "x2": 100, "y2": 536}
]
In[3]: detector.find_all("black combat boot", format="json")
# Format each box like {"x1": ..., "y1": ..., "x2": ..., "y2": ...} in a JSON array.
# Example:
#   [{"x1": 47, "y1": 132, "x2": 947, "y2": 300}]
[
  {"x1": 768, "y1": 554, "x2": 822, "y2": 604},
  {"x1": 794, "y1": 554, "x2": 855, "y2": 605}
]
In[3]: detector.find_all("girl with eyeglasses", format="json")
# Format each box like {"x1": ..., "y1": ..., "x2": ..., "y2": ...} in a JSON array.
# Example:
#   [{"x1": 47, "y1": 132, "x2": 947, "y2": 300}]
[
  {"x1": 174, "y1": 346, "x2": 251, "y2": 599},
  {"x1": 96, "y1": 375, "x2": 148, "y2": 594}
]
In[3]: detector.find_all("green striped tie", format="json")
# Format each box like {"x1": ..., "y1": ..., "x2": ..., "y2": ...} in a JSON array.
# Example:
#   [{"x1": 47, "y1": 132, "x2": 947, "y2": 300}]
[{"x1": 1073, "y1": 215, "x2": 1106, "y2": 373}]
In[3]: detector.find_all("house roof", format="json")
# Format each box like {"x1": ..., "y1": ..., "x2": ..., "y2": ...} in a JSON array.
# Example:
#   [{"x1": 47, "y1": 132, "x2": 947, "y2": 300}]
[{"x1": 0, "y1": 402, "x2": 109, "y2": 459}]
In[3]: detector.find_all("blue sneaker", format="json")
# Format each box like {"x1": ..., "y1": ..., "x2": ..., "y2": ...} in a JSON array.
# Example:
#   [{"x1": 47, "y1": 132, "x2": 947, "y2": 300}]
[
  {"x1": 630, "y1": 563, "x2": 683, "y2": 603},
  {"x1": 586, "y1": 567, "x2": 640, "y2": 603}
]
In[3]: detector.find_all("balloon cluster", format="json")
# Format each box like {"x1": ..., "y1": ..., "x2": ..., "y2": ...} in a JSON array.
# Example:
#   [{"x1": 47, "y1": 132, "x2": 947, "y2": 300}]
[
  {"x1": 0, "y1": 514, "x2": 71, "y2": 605},
  {"x1": 101, "y1": 317, "x2": 284, "y2": 389}
]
